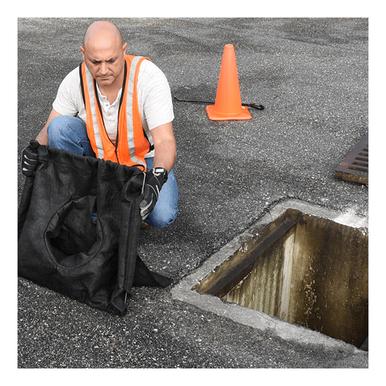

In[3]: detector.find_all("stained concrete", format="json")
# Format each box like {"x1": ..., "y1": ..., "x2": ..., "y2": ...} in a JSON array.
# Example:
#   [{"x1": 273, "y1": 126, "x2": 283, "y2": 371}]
[
  {"x1": 18, "y1": 18, "x2": 368, "y2": 368},
  {"x1": 179, "y1": 200, "x2": 368, "y2": 350}
]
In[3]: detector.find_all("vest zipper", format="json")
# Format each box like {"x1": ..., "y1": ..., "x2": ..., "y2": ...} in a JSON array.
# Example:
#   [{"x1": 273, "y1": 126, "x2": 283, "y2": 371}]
[
  {"x1": 93, "y1": 80, "x2": 118, "y2": 154},
  {"x1": 115, "y1": 130, "x2": 119, "y2": 163},
  {"x1": 115, "y1": 61, "x2": 127, "y2": 165},
  {"x1": 93, "y1": 62, "x2": 127, "y2": 165}
]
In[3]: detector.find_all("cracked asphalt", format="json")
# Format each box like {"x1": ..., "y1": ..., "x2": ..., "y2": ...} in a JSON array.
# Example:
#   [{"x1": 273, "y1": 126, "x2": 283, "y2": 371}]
[{"x1": 18, "y1": 18, "x2": 368, "y2": 368}]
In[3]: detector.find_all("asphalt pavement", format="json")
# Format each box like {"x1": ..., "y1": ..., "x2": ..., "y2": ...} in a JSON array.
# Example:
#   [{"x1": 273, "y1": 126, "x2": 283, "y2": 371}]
[{"x1": 18, "y1": 18, "x2": 368, "y2": 368}]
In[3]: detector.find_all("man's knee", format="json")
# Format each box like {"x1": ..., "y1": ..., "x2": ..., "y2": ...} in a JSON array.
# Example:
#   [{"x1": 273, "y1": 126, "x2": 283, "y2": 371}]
[
  {"x1": 47, "y1": 116, "x2": 84, "y2": 148},
  {"x1": 48, "y1": 116, "x2": 70, "y2": 147},
  {"x1": 147, "y1": 204, "x2": 178, "y2": 229}
]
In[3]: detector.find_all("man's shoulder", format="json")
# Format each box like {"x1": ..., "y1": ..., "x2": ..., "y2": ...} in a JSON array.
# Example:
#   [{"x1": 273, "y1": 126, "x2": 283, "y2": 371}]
[
  {"x1": 61, "y1": 66, "x2": 81, "y2": 87},
  {"x1": 139, "y1": 58, "x2": 165, "y2": 77},
  {"x1": 54, "y1": 65, "x2": 83, "y2": 113},
  {"x1": 137, "y1": 58, "x2": 169, "y2": 91}
]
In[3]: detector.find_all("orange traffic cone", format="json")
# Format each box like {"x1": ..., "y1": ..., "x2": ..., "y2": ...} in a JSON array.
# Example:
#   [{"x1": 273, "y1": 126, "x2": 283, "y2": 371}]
[{"x1": 206, "y1": 44, "x2": 251, "y2": 121}]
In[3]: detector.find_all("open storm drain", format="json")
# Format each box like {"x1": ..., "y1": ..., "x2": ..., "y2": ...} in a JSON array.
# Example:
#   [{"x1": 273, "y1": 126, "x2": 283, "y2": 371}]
[{"x1": 172, "y1": 200, "x2": 368, "y2": 350}]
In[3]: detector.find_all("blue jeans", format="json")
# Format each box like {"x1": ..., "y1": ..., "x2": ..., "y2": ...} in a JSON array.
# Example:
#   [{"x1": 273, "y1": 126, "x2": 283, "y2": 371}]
[{"x1": 47, "y1": 116, "x2": 179, "y2": 229}]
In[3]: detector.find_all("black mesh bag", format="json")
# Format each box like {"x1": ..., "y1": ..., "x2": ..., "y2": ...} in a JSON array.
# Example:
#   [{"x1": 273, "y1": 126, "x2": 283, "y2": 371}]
[{"x1": 18, "y1": 145, "x2": 171, "y2": 316}]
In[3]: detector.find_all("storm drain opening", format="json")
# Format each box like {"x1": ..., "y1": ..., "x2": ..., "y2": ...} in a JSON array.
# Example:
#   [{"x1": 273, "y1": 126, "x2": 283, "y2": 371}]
[
  {"x1": 194, "y1": 208, "x2": 368, "y2": 349},
  {"x1": 335, "y1": 133, "x2": 368, "y2": 185}
]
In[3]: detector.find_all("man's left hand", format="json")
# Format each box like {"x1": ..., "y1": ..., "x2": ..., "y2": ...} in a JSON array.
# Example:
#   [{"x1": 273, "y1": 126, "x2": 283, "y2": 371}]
[{"x1": 139, "y1": 167, "x2": 168, "y2": 220}]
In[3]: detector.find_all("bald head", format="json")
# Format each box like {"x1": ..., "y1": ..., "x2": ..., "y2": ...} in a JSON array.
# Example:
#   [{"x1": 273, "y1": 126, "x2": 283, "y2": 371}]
[
  {"x1": 81, "y1": 21, "x2": 127, "y2": 88},
  {"x1": 83, "y1": 21, "x2": 124, "y2": 50}
]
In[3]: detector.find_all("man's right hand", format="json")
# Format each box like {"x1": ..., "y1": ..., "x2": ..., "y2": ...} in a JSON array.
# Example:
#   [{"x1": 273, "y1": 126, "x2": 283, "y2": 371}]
[{"x1": 21, "y1": 140, "x2": 40, "y2": 177}]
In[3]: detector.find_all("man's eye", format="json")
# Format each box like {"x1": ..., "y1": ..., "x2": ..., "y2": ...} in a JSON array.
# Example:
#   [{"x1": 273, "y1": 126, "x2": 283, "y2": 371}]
[{"x1": 107, "y1": 59, "x2": 115, "y2": 64}]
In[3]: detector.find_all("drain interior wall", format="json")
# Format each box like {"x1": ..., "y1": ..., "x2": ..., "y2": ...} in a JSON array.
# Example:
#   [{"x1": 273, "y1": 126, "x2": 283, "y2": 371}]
[
  {"x1": 221, "y1": 229, "x2": 291, "y2": 317},
  {"x1": 222, "y1": 215, "x2": 368, "y2": 347}
]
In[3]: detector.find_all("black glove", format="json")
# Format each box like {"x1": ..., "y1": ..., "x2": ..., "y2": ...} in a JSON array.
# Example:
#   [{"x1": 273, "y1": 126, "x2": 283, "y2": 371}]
[
  {"x1": 140, "y1": 167, "x2": 168, "y2": 220},
  {"x1": 21, "y1": 140, "x2": 40, "y2": 177}
]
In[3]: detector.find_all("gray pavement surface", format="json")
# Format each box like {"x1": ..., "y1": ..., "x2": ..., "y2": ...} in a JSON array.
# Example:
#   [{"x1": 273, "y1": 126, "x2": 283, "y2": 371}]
[{"x1": 18, "y1": 18, "x2": 368, "y2": 368}]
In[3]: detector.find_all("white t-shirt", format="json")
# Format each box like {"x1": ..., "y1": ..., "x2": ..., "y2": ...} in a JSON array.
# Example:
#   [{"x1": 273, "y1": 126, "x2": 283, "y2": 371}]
[{"x1": 52, "y1": 59, "x2": 174, "y2": 158}]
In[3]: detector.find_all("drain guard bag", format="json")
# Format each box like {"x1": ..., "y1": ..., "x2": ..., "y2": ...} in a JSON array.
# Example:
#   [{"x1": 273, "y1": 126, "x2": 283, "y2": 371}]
[{"x1": 18, "y1": 146, "x2": 171, "y2": 315}]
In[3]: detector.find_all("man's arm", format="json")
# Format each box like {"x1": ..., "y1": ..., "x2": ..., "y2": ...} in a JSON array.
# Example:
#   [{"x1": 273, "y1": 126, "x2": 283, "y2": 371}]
[
  {"x1": 151, "y1": 121, "x2": 176, "y2": 172},
  {"x1": 139, "y1": 121, "x2": 176, "y2": 220},
  {"x1": 35, "y1": 109, "x2": 61, "y2": 145}
]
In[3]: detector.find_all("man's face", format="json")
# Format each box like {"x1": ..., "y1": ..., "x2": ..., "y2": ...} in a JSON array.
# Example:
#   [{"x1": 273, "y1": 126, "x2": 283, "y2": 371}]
[{"x1": 81, "y1": 41, "x2": 127, "y2": 87}]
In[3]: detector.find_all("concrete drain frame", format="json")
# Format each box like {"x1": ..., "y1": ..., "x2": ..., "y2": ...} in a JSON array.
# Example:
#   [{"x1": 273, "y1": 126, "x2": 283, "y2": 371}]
[{"x1": 171, "y1": 199, "x2": 368, "y2": 353}]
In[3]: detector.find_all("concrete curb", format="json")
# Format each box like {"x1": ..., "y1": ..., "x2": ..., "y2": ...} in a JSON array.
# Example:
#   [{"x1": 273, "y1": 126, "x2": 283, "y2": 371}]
[{"x1": 171, "y1": 199, "x2": 367, "y2": 354}]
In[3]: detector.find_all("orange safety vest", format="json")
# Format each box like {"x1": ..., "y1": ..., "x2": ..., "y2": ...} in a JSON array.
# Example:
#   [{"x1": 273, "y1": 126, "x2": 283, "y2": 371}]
[{"x1": 79, "y1": 55, "x2": 153, "y2": 170}]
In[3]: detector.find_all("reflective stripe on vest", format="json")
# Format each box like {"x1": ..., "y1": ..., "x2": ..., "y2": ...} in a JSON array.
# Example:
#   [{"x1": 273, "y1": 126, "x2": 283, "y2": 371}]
[{"x1": 79, "y1": 55, "x2": 151, "y2": 170}]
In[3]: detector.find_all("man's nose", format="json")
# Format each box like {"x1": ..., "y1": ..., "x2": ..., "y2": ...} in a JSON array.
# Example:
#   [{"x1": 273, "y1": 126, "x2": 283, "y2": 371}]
[{"x1": 99, "y1": 62, "x2": 108, "y2": 74}]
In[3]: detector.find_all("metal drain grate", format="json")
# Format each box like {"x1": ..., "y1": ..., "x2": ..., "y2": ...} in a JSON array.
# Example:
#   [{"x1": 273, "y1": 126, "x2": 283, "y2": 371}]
[{"x1": 335, "y1": 134, "x2": 368, "y2": 185}]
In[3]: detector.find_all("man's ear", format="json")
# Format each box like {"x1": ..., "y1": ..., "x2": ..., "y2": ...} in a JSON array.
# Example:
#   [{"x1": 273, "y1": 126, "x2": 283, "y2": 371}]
[
  {"x1": 80, "y1": 46, "x2": 85, "y2": 60},
  {"x1": 122, "y1": 42, "x2": 127, "y2": 54}
]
